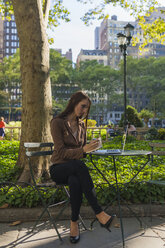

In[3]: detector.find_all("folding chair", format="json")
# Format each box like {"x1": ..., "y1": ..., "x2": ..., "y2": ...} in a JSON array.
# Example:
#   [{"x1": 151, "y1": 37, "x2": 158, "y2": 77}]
[{"x1": 24, "y1": 142, "x2": 87, "y2": 241}]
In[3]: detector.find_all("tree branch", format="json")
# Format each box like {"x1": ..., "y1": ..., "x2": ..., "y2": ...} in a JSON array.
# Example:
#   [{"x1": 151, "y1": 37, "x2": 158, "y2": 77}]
[{"x1": 43, "y1": 0, "x2": 50, "y2": 27}]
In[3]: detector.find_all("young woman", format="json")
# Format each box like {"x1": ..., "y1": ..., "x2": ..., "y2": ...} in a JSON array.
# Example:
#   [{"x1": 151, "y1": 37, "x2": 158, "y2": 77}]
[{"x1": 50, "y1": 91, "x2": 116, "y2": 244}]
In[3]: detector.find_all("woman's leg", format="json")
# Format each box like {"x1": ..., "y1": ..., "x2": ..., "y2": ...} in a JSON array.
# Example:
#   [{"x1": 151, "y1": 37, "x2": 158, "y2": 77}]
[
  {"x1": 70, "y1": 160, "x2": 113, "y2": 226},
  {"x1": 50, "y1": 163, "x2": 83, "y2": 221},
  {"x1": 68, "y1": 175, "x2": 83, "y2": 222},
  {"x1": 70, "y1": 160, "x2": 102, "y2": 215},
  {"x1": 50, "y1": 161, "x2": 110, "y2": 225}
]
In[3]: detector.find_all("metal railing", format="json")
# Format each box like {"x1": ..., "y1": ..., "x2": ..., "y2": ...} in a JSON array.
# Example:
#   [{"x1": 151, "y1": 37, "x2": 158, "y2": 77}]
[{"x1": 4, "y1": 126, "x2": 150, "y2": 141}]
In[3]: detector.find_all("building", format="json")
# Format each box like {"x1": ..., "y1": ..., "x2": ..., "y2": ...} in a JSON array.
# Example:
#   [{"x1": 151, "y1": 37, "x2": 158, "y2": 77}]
[
  {"x1": 54, "y1": 48, "x2": 73, "y2": 62},
  {"x1": 3, "y1": 14, "x2": 19, "y2": 58},
  {"x1": 134, "y1": 7, "x2": 165, "y2": 58},
  {"x1": 76, "y1": 49, "x2": 108, "y2": 66},
  {"x1": 0, "y1": 15, "x2": 3, "y2": 62},
  {"x1": 99, "y1": 15, "x2": 137, "y2": 68},
  {"x1": 98, "y1": 8, "x2": 165, "y2": 69},
  {"x1": 94, "y1": 27, "x2": 100, "y2": 49}
]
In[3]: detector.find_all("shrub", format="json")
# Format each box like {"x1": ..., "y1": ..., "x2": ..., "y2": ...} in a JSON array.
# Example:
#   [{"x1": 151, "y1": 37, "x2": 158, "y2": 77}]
[
  {"x1": 0, "y1": 140, "x2": 165, "y2": 207},
  {"x1": 119, "y1": 105, "x2": 143, "y2": 127},
  {"x1": 0, "y1": 140, "x2": 20, "y2": 182},
  {"x1": 5, "y1": 121, "x2": 21, "y2": 140},
  {"x1": 157, "y1": 128, "x2": 165, "y2": 140},
  {"x1": 86, "y1": 119, "x2": 97, "y2": 127},
  {"x1": 145, "y1": 127, "x2": 158, "y2": 140}
]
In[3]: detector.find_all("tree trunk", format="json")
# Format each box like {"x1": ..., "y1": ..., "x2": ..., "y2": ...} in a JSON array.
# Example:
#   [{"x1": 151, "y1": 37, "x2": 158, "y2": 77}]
[{"x1": 12, "y1": 0, "x2": 52, "y2": 182}]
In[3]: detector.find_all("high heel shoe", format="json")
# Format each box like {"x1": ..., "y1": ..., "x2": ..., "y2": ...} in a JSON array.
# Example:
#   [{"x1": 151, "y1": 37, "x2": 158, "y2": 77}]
[
  {"x1": 99, "y1": 214, "x2": 117, "y2": 232},
  {"x1": 70, "y1": 224, "x2": 80, "y2": 244}
]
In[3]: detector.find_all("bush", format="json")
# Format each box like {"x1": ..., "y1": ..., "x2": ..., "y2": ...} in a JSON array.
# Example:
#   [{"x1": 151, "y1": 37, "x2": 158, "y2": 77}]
[
  {"x1": 157, "y1": 128, "x2": 165, "y2": 140},
  {"x1": 0, "y1": 140, "x2": 20, "y2": 182},
  {"x1": 119, "y1": 105, "x2": 143, "y2": 127},
  {"x1": 0, "y1": 140, "x2": 165, "y2": 207},
  {"x1": 145, "y1": 127, "x2": 158, "y2": 140},
  {"x1": 5, "y1": 121, "x2": 21, "y2": 140},
  {"x1": 86, "y1": 119, "x2": 97, "y2": 127}
]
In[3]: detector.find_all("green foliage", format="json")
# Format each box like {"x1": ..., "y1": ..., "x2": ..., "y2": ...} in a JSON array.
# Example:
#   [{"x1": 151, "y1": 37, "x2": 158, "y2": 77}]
[
  {"x1": 0, "y1": 140, "x2": 165, "y2": 207},
  {"x1": 86, "y1": 119, "x2": 97, "y2": 127},
  {"x1": 145, "y1": 127, "x2": 158, "y2": 140},
  {"x1": 157, "y1": 128, "x2": 165, "y2": 140},
  {"x1": 5, "y1": 121, "x2": 21, "y2": 140},
  {"x1": 120, "y1": 56, "x2": 165, "y2": 115},
  {"x1": 139, "y1": 109, "x2": 154, "y2": 126},
  {"x1": 0, "y1": 140, "x2": 20, "y2": 182},
  {"x1": 119, "y1": 105, "x2": 143, "y2": 127},
  {"x1": 0, "y1": 49, "x2": 21, "y2": 117}
]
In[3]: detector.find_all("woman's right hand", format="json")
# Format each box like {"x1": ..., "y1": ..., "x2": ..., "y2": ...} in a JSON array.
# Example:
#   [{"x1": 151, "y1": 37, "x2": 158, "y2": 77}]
[{"x1": 83, "y1": 139, "x2": 100, "y2": 153}]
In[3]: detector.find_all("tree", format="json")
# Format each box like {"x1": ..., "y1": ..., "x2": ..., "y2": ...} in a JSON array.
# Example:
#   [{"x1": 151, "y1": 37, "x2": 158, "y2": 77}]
[
  {"x1": 119, "y1": 105, "x2": 143, "y2": 127},
  {"x1": 119, "y1": 56, "x2": 165, "y2": 115},
  {"x1": 0, "y1": 0, "x2": 70, "y2": 182},
  {"x1": 0, "y1": 49, "x2": 21, "y2": 121},
  {"x1": 0, "y1": 0, "x2": 163, "y2": 183},
  {"x1": 80, "y1": 0, "x2": 165, "y2": 49},
  {"x1": 139, "y1": 109, "x2": 154, "y2": 127},
  {"x1": 50, "y1": 49, "x2": 77, "y2": 101},
  {"x1": 75, "y1": 60, "x2": 121, "y2": 123}
]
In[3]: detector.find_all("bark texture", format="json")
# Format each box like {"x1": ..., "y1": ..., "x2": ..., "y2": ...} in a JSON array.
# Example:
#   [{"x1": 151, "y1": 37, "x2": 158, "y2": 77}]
[{"x1": 12, "y1": 0, "x2": 52, "y2": 182}]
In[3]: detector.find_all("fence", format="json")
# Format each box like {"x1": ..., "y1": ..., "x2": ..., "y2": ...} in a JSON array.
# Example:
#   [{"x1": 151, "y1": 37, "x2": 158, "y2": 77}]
[{"x1": 4, "y1": 126, "x2": 150, "y2": 141}]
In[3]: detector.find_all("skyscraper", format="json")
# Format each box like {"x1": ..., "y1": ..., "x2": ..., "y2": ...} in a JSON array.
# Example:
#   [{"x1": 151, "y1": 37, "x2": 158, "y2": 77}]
[{"x1": 3, "y1": 14, "x2": 19, "y2": 58}]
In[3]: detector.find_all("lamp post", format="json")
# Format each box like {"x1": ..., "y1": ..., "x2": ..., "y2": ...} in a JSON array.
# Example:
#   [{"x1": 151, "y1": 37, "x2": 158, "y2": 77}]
[{"x1": 117, "y1": 23, "x2": 134, "y2": 130}]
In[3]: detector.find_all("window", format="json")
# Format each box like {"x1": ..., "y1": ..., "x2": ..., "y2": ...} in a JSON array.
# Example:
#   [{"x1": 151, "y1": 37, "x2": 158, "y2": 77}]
[
  {"x1": 6, "y1": 48, "x2": 9, "y2": 53},
  {"x1": 99, "y1": 60, "x2": 104, "y2": 64},
  {"x1": 5, "y1": 41, "x2": 9, "y2": 47},
  {"x1": 11, "y1": 48, "x2": 16, "y2": 53},
  {"x1": 6, "y1": 28, "x2": 9, "y2": 33},
  {"x1": 11, "y1": 22, "x2": 16, "y2": 27},
  {"x1": 6, "y1": 22, "x2": 9, "y2": 27},
  {"x1": 11, "y1": 29, "x2": 17, "y2": 34},
  {"x1": 11, "y1": 35, "x2": 17, "y2": 40},
  {"x1": 11, "y1": 41, "x2": 17, "y2": 47},
  {"x1": 5, "y1": 35, "x2": 9, "y2": 40}
]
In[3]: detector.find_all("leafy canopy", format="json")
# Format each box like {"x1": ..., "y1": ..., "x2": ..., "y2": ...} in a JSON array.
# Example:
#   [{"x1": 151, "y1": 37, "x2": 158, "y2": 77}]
[{"x1": 0, "y1": 0, "x2": 164, "y2": 47}]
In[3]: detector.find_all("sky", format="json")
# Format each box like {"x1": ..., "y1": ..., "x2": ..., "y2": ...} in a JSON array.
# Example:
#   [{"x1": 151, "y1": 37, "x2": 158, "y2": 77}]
[{"x1": 49, "y1": 0, "x2": 165, "y2": 63}]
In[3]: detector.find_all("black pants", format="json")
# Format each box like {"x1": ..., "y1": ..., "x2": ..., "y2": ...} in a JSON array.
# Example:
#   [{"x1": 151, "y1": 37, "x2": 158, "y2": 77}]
[{"x1": 50, "y1": 159, "x2": 102, "y2": 221}]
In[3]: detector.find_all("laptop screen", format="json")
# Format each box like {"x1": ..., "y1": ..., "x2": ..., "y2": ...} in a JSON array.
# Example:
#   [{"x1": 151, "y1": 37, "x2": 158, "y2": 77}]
[{"x1": 122, "y1": 124, "x2": 128, "y2": 152}]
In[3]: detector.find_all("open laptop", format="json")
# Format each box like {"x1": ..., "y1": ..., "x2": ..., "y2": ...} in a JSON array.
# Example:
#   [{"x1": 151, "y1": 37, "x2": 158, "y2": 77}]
[{"x1": 91, "y1": 125, "x2": 128, "y2": 155}]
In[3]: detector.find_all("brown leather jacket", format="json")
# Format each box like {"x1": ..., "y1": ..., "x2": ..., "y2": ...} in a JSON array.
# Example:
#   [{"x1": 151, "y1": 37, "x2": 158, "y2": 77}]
[{"x1": 50, "y1": 117, "x2": 87, "y2": 164}]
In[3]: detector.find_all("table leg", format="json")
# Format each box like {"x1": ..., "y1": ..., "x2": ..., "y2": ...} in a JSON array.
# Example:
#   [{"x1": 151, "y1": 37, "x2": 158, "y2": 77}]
[{"x1": 113, "y1": 156, "x2": 125, "y2": 248}]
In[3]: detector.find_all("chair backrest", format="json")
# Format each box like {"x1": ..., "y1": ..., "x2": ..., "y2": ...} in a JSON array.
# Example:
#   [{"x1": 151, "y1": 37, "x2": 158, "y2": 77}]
[
  {"x1": 149, "y1": 143, "x2": 165, "y2": 156},
  {"x1": 24, "y1": 142, "x2": 54, "y2": 157}
]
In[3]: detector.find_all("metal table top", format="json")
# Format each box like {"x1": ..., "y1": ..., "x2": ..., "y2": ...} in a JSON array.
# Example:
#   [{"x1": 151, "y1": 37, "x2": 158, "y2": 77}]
[{"x1": 91, "y1": 150, "x2": 152, "y2": 156}]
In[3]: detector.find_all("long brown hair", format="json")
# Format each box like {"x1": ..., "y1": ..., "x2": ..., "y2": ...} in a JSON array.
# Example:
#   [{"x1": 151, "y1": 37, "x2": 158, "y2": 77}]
[{"x1": 58, "y1": 91, "x2": 91, "y2": 126}]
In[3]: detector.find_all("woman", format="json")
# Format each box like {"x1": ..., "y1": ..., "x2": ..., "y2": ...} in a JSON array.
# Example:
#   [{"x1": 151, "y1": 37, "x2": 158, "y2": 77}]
[
  {"x1": 50, "y1": 91, "x2": 116, "y2": 244},
  {"x1": 0, "y1": 117, "x2": 6, "y2": 140}
]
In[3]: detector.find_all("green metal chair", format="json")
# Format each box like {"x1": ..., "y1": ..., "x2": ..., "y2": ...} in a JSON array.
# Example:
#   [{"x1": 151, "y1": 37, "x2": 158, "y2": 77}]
[{"x1": 24, "y1": 142, "x2": 87, "y2": 241}]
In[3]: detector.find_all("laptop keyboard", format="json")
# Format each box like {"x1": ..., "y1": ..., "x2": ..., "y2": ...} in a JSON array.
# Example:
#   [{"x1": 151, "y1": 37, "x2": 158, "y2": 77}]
[{"x1": 106, "y1": 149, "x2": 122, "y2": 154}]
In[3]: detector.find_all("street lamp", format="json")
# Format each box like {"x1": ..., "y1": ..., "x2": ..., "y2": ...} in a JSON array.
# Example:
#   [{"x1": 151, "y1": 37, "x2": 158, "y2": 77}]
[{"x1": 117, "y1": 23, "x2": 134, "y2": 130}]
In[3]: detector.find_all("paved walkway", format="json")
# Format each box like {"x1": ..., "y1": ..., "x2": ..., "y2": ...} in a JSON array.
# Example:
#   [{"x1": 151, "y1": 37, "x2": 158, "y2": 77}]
[{"x1": 0, "y1": 217, "x2": 165, "y2": 248}]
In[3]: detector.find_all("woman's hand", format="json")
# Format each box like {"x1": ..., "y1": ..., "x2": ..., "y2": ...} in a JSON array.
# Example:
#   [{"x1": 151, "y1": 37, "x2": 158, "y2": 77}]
[{"x1": 83, "y1": 139, "x2": 100, "y2": 153}]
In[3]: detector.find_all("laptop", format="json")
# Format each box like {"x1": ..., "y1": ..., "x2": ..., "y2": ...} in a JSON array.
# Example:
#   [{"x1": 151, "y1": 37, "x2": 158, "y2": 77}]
[{"x1": 91, "y1": 125, "x2": 128, "y2": 155}]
